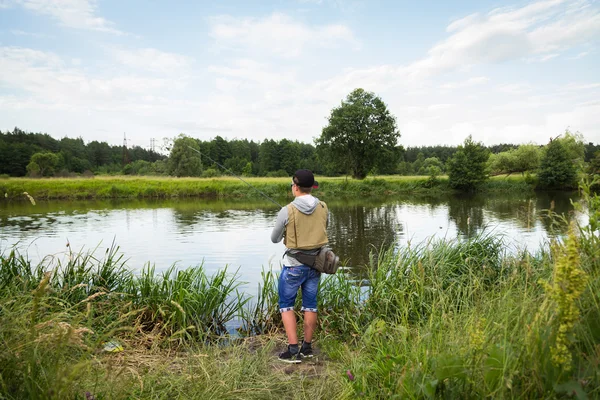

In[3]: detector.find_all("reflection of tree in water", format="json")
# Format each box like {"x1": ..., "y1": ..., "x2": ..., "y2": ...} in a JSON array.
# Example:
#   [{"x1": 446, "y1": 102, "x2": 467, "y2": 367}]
[
  {"x1": 535, "y1": 191, "x2": 578, "y2": 236},
  {"x1": 480, "y1": 195, "x2": 538, "y2": 230},
  {"x1": 0, "y1": 214, "x2": 60, "y2": 232},
  {"x1": 327, "y1": 204, "x2": 400, "y2": 268},
  {"x1": 171, "y1": 202, "x2": 278, "y2": 230},
  {"x1": 447, "y1": 194, "x2": 485, "y2": 237},
  {"x1": 446, "y1": 191, "x2": 577, "y2": 238}
]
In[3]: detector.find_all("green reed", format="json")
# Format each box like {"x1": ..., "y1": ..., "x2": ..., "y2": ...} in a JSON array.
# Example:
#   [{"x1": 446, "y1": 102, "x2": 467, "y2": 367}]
[{"x1": 131, "y1": 263, "x2": 250, "y2": 341}]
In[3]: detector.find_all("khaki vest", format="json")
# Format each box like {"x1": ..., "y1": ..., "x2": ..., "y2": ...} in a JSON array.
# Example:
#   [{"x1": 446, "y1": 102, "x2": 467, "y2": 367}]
[{"x1": 284, "y1": 201, "x2": 328, "y2": 250}]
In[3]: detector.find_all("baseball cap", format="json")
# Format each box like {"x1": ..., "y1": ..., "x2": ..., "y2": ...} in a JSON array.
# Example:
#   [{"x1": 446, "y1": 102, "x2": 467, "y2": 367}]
[{"x1": 293, "y1": 169, "x2": 319, "y2": 188}]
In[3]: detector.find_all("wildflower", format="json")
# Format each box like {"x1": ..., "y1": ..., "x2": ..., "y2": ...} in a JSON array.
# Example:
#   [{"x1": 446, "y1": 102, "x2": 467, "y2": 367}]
[
  {"x1": 469, "y1": 318, "x2": 486, "y2": 352},
  {"x1": 346, "y1": 370, "x2": 355, "y2": 381},
  {"x1": 542, "y1": 225, "x2": 587, "y2": 371}
]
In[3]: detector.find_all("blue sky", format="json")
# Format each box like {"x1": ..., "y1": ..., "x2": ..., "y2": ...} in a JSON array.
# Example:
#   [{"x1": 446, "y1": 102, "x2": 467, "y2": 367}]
[{"x1": 0, "y1": 0, "x2": 598, "y2": 149}]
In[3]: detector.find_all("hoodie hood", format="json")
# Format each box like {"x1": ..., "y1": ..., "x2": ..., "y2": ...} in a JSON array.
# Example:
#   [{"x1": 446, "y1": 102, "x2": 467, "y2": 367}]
[{"x1": 292, "y1": 194, "x2": 320, "y2": 215}]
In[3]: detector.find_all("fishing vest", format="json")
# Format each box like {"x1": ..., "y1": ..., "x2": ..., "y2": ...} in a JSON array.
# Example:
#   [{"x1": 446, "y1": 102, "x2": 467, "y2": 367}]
[{"x1": 284, "y1": 201, "x2": 328, "y2": 250}]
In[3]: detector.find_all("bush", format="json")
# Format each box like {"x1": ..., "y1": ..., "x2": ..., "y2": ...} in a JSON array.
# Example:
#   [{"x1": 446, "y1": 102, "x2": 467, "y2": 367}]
[
  {"x1": 538, "y1": 139, "x2": 577, "y2": 189},
  {"x1": 266, "y1": 169, "x2": 288, "y2": 177},
  {"x1": 202, "y1": 168, "x2": 220, "y2": 178},
  {"x1": 447, "y1": 135, "x2": 490, "y2": 191}
]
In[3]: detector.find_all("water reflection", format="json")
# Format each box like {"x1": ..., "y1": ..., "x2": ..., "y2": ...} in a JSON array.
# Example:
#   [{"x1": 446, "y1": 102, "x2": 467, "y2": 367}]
[
  {"x1": 0, "y1": 191, "x2": 579, "y2": 295},
  {"x1": 447, "y1": 194, "x2": 486, "y2": 236},
  {"x1": 328, "y1": 203, "x2": 400, "y2": 267}
]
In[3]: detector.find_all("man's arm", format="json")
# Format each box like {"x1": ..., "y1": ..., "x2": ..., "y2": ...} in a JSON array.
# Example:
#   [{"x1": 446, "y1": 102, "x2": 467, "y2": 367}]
[{"x1": 271, "y1": 206, "x2": 288, "y2": 243}]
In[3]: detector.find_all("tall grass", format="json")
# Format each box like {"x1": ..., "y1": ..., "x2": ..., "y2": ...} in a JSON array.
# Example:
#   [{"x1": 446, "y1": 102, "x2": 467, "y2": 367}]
[{"x1": 0, "y1": 175, "x2": 534, "y2": 201}]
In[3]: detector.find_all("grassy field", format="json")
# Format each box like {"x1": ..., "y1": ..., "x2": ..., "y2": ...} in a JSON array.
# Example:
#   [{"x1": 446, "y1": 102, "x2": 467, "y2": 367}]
[
  {"x1": 0, "y1": 174, "x2": 534, "y2": 201},
  {"x1": 1, "y1": 182, "x2": 598, "y2": 399}
]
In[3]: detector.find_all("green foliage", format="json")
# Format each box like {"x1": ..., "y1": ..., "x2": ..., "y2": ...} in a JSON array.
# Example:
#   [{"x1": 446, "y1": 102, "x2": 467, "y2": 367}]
[
  {"x1": 27, "y1": 152, "x2": 60, "y2": 177},
  {"x1": 560, "y1": 130, "x2": 586, "y2": 166},
  {"x1": 0, "y1": 128, "x2": 165, "y2": 177},
  {"x1": 425, "y1": 165, "x2": 442, "y2": 188},
  {"x1": 242, "y1": 161, "x2": 253, "y2": 177},
  {"x1": 25, "y1": 161, "x2": 40, "y2": 176},
  {"x1": 316, "y1": 88, "x2": 401, "y2": 179},
  {"x1": 167, "y1": 135, "x2": 203, "y2": 177},
  {"x1": 538, "y1": 138, "x2": 577, "y2": 189},
  {"x1": 543, "y1": 227, "x2": 587, "y2": 371},
  {"x1": 447, "y1": 135, "x2": 490, "y2": 191},
  {"x1": 201, "y1": 168, "x2": 220, "y2": 178},
  {"x1": 587, "y1": 151, "x2": 600, "y2": 176},
  {"x1": 396, "y1": 161, "x2": 413, "y2": 176},
  {"x1": 513, "y1": 144, "x2": 542, "y2": 173},
  {"x1": 488, "y1": 144, "x2": 541, "y2": 176},
  {"x1": 418, "y1": 156, "x2": 444, "y2": 175},
  {"x1": 0, "y1": 175, "x2": 539, "y2": 203},
  {"x1": 265, "y1": 169, "x2": 288, "y2": 177}
]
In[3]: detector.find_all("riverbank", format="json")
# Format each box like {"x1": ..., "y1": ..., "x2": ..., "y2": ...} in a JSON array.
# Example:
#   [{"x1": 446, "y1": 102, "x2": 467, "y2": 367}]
[
  {"x1": 1, "y1": 216, "x2": 598, "y2": 398},
  {"x1": 0, "y1": 175, "x2": 533, "y2": 201}
]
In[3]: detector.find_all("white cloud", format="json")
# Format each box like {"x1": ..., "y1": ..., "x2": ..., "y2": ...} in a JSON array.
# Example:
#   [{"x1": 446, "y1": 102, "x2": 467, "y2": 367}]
[
  {"x1": 208, "y1": 12, "x2": 357, "y2": 57},
  {"x1": 496, "y1": 83, "x2": 533, "y2": 94},
  {"x1": 111, "y1": 48, "x2": 192, "y2": 74},
  {"x1": 570, "y1": 51, "x2": 590, "y2": 59},
  {"x1": 0, "y1": 46, "x2": 179, "y2": 108},
  {"x1": 441, "y1": 76, "x2": 489, "y2": 89},
  {"x1": 405, "y1": 0, "x2": 600, "y2": 77},
  {"x1": 10, "y1": 29, "x2": 51, "y2": 38},
  {"x1": 539, "y1": 53, "x2": 560, "y2": 61},
  {"x1": 14, "y1": 0, "x2": 122, "y2": 34}
]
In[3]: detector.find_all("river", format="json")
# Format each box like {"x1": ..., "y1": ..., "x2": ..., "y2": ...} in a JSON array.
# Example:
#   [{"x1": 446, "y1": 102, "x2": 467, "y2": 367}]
[{"x1": 0, "y1": 191, "x2": 579, "y2": 294}]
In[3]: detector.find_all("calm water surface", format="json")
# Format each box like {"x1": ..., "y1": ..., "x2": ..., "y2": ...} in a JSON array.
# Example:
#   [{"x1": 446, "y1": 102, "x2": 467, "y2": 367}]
[{"x1": 0, "y1": 192, "x2": 579, "y2": 294}]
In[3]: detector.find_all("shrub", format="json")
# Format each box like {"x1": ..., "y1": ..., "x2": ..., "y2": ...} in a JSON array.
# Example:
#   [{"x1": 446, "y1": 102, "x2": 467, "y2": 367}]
[
  {"x1": 447, "y1": 135, "x2": 490, "y2": 191},
  {"x1": 266, "y1": 169, "x2": 288, "y2": 178},
  {"x1": 538, "y1": 139, "x2": 577, "y2": 189},
  {"x1": 202, "y1": 168, "x2": 220, "y2": 178}
]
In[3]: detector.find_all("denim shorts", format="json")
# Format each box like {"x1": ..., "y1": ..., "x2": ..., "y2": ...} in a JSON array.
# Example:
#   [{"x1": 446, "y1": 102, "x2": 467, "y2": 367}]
[{"x1": 278, "y1": 265, "x2": 321, "y2": 313}]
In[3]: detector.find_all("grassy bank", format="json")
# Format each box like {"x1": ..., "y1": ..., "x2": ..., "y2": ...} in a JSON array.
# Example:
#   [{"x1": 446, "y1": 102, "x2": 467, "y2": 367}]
[
  {"x1": 0, "y1": 175, "x2": 534, "y2": 201},
  {"x1": 1, "y1": 203, "x2": 599, "y2": 399}
]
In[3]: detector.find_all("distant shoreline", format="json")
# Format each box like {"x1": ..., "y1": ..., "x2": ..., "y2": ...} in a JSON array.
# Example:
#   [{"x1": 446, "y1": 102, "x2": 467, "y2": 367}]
[{"x1": 0, "y1": 175, "x2": 535, "y2": 201}]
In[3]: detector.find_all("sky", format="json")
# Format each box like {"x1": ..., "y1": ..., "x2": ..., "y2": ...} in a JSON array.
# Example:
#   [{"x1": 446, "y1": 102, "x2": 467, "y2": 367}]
[{"x1": 0, "y1": 0, "x2": 599, "y2": 150}]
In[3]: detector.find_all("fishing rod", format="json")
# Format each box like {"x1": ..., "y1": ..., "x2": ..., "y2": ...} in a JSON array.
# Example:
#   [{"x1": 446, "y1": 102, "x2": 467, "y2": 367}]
[{"x1": 186, "y1": 145, "x2": 284, "y2": 208}]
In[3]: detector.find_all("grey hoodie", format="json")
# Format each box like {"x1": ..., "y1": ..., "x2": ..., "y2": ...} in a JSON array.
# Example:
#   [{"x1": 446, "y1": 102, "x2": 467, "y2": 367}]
[{"x1": 271, "y1": 194, "x2": 329, "y2": 266}]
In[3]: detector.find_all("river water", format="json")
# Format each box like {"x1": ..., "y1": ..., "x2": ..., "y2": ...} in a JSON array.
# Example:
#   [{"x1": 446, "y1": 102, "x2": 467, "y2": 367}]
[{"x1": 0, "y1": 191, "x2": 579, "y2": 294}]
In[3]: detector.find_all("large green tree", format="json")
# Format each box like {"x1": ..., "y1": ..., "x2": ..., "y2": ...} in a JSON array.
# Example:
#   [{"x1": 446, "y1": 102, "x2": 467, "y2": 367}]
[
  {"x1": 538, "y1": 138, "x2": 577, "y2": 189},
  {"x1": 167, "y1": 135, "x2": 203, "y2": 177},
  {"x1": 27, "y1": 152, "x2": 60, "y2": 176},
  {"x1": 447, "y1": 135, "x2": 490, "y2": 191},
  {"x1": 316, "y1": 88, "x2": 400, "y2": 179}
]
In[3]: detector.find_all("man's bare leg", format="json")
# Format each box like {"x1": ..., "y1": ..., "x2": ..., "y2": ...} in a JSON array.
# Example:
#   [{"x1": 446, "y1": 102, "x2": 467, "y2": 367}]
[
  {"x1": 303, "y1": 311, "x2": 317, "y2": 342},
  {"x1": 281, "y1": 310, "x2": 298, "y2": 344}
]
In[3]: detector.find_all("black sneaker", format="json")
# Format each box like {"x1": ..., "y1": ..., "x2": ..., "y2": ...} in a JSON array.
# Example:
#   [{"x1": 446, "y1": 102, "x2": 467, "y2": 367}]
[
  {"x1": 299, "y1": 343, "x2": 313, "y2": 358},
  {"x1": 278, "y1": 347, "x2": 301, "y2": 364}
]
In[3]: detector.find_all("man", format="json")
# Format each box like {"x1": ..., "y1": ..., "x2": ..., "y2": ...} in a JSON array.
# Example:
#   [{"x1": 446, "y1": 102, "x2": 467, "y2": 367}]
[{"x1": 271, "y1": 169, "x2": 329, "y2": 363}]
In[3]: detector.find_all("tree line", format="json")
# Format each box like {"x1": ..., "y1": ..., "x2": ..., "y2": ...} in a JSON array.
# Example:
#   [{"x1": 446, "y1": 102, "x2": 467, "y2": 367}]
[
  {"x1": 2, "y1": 88, "x2": 599, "y2": 191},
  {"x1": 0, "y1": 128, "x2": 165, "y2": 177}
]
